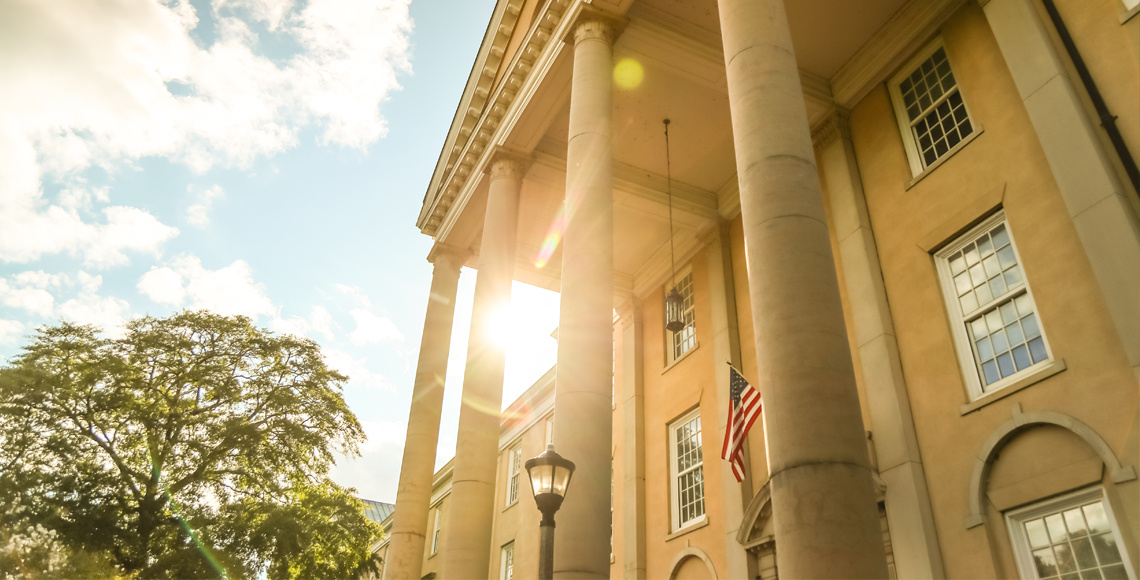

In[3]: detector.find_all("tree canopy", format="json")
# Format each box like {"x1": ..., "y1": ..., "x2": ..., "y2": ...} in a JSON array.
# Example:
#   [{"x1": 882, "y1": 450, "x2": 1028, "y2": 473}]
[{"x1": 0, "y1": 311, "x2": 382, "y2": 579}]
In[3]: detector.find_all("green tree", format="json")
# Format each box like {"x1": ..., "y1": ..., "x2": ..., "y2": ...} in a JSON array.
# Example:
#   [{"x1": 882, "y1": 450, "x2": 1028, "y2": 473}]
[{"x1": 0, "y1": 311, "x2": 382, "y2": 579}]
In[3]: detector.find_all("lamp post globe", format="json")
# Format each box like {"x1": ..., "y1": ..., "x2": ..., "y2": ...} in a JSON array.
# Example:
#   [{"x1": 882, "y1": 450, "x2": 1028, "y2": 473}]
[{"x1": 525, "y1": 444, "x2": 575, "y2": 580}]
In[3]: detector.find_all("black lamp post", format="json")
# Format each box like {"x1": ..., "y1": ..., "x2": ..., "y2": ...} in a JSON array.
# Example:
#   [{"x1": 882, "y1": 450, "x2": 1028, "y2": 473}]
[{"x1": 525, "y1": 444, "x2": 576, "y2": 580}]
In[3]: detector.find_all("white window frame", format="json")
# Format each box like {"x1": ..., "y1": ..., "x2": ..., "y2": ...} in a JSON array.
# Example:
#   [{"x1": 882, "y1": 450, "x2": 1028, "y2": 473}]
[
  {"x1": 935, "y1": 212, "x2": 1053, "y2": 400},
  {"x1": 500, "y1": 541, "x2": 515, "y2": 580},
  {"x1": 430, "y1": 506, "x2": 442, "y2": 555},
  {"x1": 889, "y1": 38, "x2": 977, "y2": 176},
  {"x1": 668, "y1": 407, "x2": 706, "y2": 532},
  {"x1": 664, "y1": 267, "x2": 697, "y2": 365},
  {"x1": 545, "y1": 416, "x2": 554, "y2": 447},
  {"x1": 1006, "y1": 487, "x2": 1137, "y2": 580},
  {"x1": 506, "y1": 444, "x2": 522, "y2": 507}
]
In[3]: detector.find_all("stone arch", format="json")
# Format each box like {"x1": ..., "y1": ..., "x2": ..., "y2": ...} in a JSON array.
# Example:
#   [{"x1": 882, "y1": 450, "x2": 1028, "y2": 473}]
[
  {"x1": 667, "y1": 547, "x2": 718, "y2": 580},
  {"x1": 964, "y1": 403, "x2": 1137, "y2": 528},
  {"x1": 737, "y1": 481, "x2": 771, "y2": 547}
]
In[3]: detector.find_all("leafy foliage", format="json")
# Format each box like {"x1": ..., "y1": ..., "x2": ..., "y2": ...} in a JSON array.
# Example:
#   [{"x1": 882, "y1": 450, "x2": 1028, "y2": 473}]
[{"x1": 0, "y1": 312, "x2": 382, "y2": 579}]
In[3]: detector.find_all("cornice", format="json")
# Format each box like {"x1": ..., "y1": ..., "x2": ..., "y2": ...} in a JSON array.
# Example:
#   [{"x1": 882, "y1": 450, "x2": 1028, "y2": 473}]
[
  {"x1": 830, "y1": 0, "x2": 969, "y2": 108},
  {"x1": 420, "y1": 0, "x2": 577, "y2": 238}
]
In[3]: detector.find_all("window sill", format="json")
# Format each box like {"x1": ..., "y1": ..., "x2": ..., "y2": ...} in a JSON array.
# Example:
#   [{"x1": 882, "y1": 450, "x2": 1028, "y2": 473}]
[
  {"x1": 904, "y1": 126, "x2": 985, "y2": 191},
  {"x1": 959, "y1": 358, "x2": 1067, "y2": 415},
  {"x1": 665, "y1": 515, "x2": 709, "y2": 542},
  {"x1": 1122, "y1": 3, "x2": 1140, "y2": 23},
  {"x1": 502, "y1": 500, "x2": 518, "y2": 513},
  {"x1": 661, "y1": 342, "x2": 701, "y2": 374}
]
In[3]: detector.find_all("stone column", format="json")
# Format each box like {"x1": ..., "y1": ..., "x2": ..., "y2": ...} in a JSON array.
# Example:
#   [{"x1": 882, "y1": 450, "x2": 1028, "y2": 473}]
[
  {"x1": 701, "y1": 222, "x2": 759, "y2": 580},
  {"x1": 981, "y1": 0, "x2": 1140, "y2": 381},
  {"x1": 617, "y1": 297, "x2": 646, "y2": 580},
  {"x1": 551, "y1": 14, "x2": 618, "y2": 580},
  {"x1": 815, "y1": 110, "x2": 945, "y2": 579},
  {"x1": 439, "y1": 153, "x2": 527, "y2": 580},
  {"x1": 387, "y1": 244, "x2": 467, "y2": 580},
  {"x1": 716, "y1": 0, "x2": 889, "y2": 577}
]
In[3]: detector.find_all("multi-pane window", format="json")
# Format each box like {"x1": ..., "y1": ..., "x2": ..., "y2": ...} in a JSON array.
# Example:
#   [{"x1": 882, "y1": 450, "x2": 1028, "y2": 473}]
[
  {"x1": 669, "y1": 409, "x2": 705, "y2": 531},
  {"x1": 500, "y1": 542, "x2": 515, "y2": 580},
  {"x1": 430, "y1": 507, "x2": 441, "y2": 555},
  {"x1": 667, "y1": 271, "x2": 696, "y2": 363},
  {"x1": 936, "y1": 213, "x2": 1050, "y2": 399},
  {"x1": 506, "y1": 445, "x2": 522, "y2": 506},
  {"x1": 890, "y1": 41, "x2": 975, "y2": 174},
  {"x1": 1008, "y1": 489, "x2": 1135, "y2": 580}
]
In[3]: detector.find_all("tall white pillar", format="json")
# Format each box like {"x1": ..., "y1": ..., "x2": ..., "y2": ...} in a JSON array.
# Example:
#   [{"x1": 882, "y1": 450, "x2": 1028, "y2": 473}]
[
  {"x1": 439, "y1": 153, "x2": 527, "y2": 580},
  {"x1": 387, "y1": 244, "x2": 467, "y2": 580},
  {"x1": 552, "y1": 13, "x2": 618, "y2": 580},
  {"x1": 617, "y1": 297, "x2": 646, "y2": 580},
  {"x1": 815, "y1": 110, "x2": 945, "y2": 579},
  {"x1": 981, "y1": 0, "x2": 1140, "y2": 381},
  {"x1": 716, "y1": 0, "x2": 889, "y2": 576}
]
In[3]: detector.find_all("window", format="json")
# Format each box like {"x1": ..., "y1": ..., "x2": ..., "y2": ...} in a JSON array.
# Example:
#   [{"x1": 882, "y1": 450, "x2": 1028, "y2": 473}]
[
  {"x1": 889, "y1": 40, "x2": 975, "y2": 175},
  {"x1": 1007, "y1": 488, "x2": 1136, "y2": 580},
  {"x1": 500, "y1": 542, "x2": 515, "y2": 580},
  {"x1": 935, "y1": 213, "x2": 1051, "y2": 399},
  {"x1": 430, "y1": 507, "x2": 441, "y2": 555},
  {"x1": 666, "y1": 270, "x2": 696, "y2": 363},
  {"x1": 506, "y1": 445, "x2": 522, "y2": 506},
  {"x1": 669, "y1": 408, "x2": 705, "y2": 531}
]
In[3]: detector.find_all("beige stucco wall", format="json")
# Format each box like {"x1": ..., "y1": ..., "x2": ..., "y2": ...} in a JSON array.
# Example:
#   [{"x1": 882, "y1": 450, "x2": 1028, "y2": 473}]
[{"x1": 846, "y1": 2, "x2": 1139, "y2": 577}]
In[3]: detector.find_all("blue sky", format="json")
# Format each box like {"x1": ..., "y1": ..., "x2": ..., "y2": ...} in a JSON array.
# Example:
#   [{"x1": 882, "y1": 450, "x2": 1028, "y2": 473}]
[{"x1": 0, "y1": 0, "x2": 560, "y2": 502}]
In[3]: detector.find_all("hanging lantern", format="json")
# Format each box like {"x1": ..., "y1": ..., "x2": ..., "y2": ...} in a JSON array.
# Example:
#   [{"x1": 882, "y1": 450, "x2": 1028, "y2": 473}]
[
  {"x1": 662, "y1": 118, "x2": 685, "y2": 334},
  {"x1": 665, "y1": 286, "x2": 685, "y2": 332}
]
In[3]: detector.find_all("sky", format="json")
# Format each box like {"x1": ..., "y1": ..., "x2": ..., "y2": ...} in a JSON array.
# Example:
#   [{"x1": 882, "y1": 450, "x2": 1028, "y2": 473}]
[{"x1": 0, "y1": 0, "x2": 561, "y2": 503}]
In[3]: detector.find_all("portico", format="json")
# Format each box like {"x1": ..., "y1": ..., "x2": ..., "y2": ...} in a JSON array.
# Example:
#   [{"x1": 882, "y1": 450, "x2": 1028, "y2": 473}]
[{"x1": 386, "y1": 0, "x2": 1140, "y2": 578}]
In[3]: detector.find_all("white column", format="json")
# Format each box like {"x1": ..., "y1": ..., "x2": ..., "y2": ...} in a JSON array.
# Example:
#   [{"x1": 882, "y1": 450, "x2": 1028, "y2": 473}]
[
  {"x1": 716, "y1": 0, "x2": 889, "y2": 576},
  {"x1": 617, "y1": 297, "x2": 646, "y2": 580},
  {"x1": 439, "y1": 153, "x2": 527, "y2": 580},
  {"x1": 815, "y1": 110, "x2": 946, "y2": 579},
  {"x1": 551, "y1": 13, "x2": 618, "y2": 580},
  {"x1": 387, "y1": 244, "x2": 467, "y2": 580},
  {"x1": 701, "y1": 222, "x2": 759, "y2": 580},
  {"x1": 982, "y1": 0, "x2": 1140, "y2": 381}
]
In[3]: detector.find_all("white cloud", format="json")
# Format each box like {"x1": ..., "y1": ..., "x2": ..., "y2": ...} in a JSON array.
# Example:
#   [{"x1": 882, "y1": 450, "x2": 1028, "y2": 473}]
[
  {"x1": 0, "y1": 278, "x2": 57, "y2": 317},
  {"x1": 137, "y1": 256, "x2": 275, "y2": 319},
  {"x1": 55, "y1": 273, "x2": 131, "y2": 339},
  {"x1": 348, "y1": 308, "x2": 403, "y2": 345},
  {"x1": 270, "y1": 305, "x2": 336, "y2": 341},
  {"x1": 0, "y1": 320, "x2": 26, "y2": 346},
  {"x1": 138, "y1": 267, "x2": 186, "y2": 305},
  {"x1": 335, "y1": 284, "x2": 373, "y2": 308},
  {"x1": 323, "y1": 347, "x2": 395, "y2": 392},
  {"x1": 186, "y1": 184, "x2": 225, "y2": 226},
  {"x1": 0, "y1": 0, "x2": 412, "y2": 265}
]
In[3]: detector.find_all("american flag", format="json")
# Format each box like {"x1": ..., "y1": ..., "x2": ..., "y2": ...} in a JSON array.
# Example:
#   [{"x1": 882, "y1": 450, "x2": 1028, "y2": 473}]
[{"x1": 721, "y1": 364, "x2": 762, "y2": 482}]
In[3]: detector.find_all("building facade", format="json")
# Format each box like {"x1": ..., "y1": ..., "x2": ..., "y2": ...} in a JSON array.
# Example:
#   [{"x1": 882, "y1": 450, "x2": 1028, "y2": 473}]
[{"x1": 383, "y1": 0, "x2": 1140, "y2": 578}]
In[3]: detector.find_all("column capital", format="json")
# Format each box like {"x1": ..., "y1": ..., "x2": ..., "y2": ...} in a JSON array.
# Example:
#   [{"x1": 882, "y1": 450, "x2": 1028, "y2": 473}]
[
  {"x1": 485, "y1": 150, "x2": 532, "y2": 183},
  {"x1": 567, "y1": 10, "x2": 625, "y2": 47},
  {"x1": 615, "y1": 294, "x2": 643, "y2": 326},
  {"x1": 698, "y1": 218, "x2": 732, "y2": 250},
  {"x1": 811, "y1": 107, "x2": 852, "y2": 150},
  {"x1": 427, "y1": 243, "x2": 469, "y2": 273}
]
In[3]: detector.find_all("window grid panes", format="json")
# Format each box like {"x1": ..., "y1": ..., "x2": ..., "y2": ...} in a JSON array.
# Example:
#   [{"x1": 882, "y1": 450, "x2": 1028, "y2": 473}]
[
  {"x1": 500, "y1": 542, "x2": 514, "y2": 580},
  {"x1": 672, "y1": 413, "x2": 705, "y2": 528},
  {"x1": 898, "y1": 46, "x2": 974, "y2": 168},
  {"x1": 669, "y1": 272, "x2": 696, "y2": 361},
  {"x1": 940, "y1": 217, "x2": 1048, "y2": 394},
  {"x1": 1019, "y1": 500, "x2": 1128, "y2": 580},
  {"x1": 507, "y1": 446, "x2": 521, "y2": 506}
]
